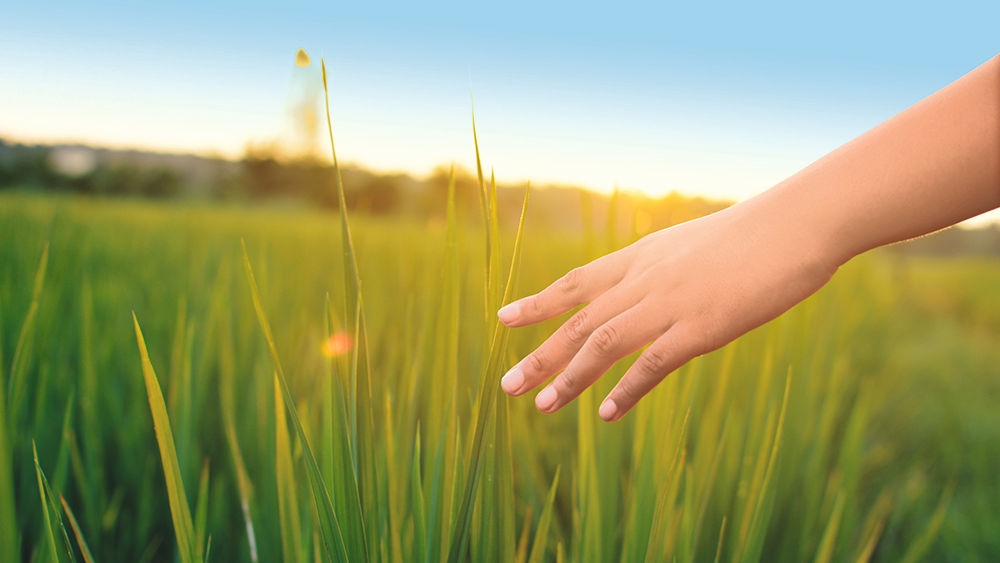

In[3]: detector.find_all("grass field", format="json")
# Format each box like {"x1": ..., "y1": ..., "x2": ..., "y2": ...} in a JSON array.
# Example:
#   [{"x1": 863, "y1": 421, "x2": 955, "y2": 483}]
[{"x1": 1, "y1": 185, "x2": 999, "y2": 562}]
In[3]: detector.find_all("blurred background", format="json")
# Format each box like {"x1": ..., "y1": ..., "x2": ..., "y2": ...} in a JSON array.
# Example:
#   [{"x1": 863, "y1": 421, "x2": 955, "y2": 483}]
[{"x1": 2, "y1": 0, "x2": 999, "y2": 227}]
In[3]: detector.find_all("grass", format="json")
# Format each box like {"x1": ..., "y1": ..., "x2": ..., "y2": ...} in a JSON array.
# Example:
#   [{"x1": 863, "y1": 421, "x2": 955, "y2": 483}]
[{"x1": 1, "y1": 78, "x2": 1000, "y2": 560}]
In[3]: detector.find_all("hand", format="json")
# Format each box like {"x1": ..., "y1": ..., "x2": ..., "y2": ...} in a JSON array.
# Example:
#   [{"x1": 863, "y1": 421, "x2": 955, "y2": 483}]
[{"x1": 497, "y1": 202, "x2": 839, "y2": 421}]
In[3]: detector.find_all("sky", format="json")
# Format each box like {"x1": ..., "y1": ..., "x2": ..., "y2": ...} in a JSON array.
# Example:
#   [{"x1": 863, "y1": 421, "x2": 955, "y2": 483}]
[{"x1": 1, "y1": 1, "x2": 999, "y2": 221}]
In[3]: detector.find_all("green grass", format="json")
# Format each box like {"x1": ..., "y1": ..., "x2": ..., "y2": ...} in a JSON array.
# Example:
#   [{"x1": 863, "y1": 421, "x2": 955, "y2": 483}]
[{"x1": 1, "y1": 170, "x2": 999, "y2": 559}]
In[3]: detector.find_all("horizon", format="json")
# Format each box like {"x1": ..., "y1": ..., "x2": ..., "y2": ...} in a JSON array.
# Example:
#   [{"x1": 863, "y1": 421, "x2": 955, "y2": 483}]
[{"x1": 2, "y1": 1, "x2": 999, "y2": 223}]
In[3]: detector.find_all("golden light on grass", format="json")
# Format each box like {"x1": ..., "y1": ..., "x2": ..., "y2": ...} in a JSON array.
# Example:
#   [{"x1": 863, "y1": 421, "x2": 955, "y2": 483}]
[
  {"x1": 295, "y1": 48, "x2": 310, "y2": 67},
  {"x1": 322, "y1": 331, "x2": 353, "y2": 357}
]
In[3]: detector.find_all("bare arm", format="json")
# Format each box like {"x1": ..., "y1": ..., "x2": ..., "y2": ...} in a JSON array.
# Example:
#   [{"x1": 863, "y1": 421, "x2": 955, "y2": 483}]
[{"x1": 498, "y1": 54, "x2": 1000, "y2": 421}]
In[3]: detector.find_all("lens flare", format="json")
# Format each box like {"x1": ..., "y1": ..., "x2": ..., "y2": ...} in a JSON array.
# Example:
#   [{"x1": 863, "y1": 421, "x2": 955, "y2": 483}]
[{"x1": 322, "y1": 332, "x2": 353, "y2": 357}]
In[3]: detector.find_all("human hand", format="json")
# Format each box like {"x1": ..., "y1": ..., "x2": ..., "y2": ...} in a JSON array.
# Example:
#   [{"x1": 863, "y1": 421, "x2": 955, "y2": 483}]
[{"x1": 497, "y1": 202, "x2": 840, "y2": 421}]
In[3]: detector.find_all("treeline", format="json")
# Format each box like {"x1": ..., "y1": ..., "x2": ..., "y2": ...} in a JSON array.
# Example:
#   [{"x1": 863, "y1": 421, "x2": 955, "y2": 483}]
[
  {"x1": 0, "y1": 139, "x2": 489, "y2": 215},
  {"x1": 0, "y1": 139, "x2": 735, "y2": 235}
]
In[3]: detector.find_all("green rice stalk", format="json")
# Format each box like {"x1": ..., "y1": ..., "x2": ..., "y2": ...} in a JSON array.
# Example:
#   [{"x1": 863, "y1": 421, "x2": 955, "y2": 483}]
[
  {"x1": 527, "y1": 466, "x2": 561, "y2": 563},
  {"x1": 78, "y1": 280, "x2": 103, "y2": 536},
  {"x1": 194, "y1": 459, "x2": 211, "y2": 558},
  {"x1": 274, "y1": 374, "x2": 305, "y2": 563},
  {"x1": 447, "y1": 185, "x2": 530, "y2": 563},
  {"x1": 737, "y1": 369, "x2": 792, "y2": 563},
  {"x1": 34, "y1": 441, "x2": 63, "y2": 563},
  {"x1": 132, "y1": 314, "x2": 201, "y2": 563},
  {"x1": 321, "y1": 58, "x2": 375, "y2": 560},
  {"x1": 241, "y1": 241, "x2": 351, "y2": 562},
  {"x1": 813, "y1": 491, "x2": 846, "y2": 563},
  {"x1": 215, "y1": 271, "x2": 259, "y2": 563},
  {"x1": 852, "y1": 491, "x2": 892, "y2": 563},
  {"x1": 7, "y1": 242, "x2": 48, "y2": 424},
  {"x1": 899, "y1": 483, "x2": 955, "y2": 563},
  {"x1": 33, "y1": 440, "x2": 73, "y2": 562},
  {"x1": 0, "y1": 295, "x2": 18, "y2": 563},
  {"x1": 60, "y1": 495, "x2": 96, "y2": 563},
  {"x1": 410, "y1": 432, "x2": 428, "y2": 559},
  {"x1": 713, "y1": 517, "x2": 728, "y2": 563}
]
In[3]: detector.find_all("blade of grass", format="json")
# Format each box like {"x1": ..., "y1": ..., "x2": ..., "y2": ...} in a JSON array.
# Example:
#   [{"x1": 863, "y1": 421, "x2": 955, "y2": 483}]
[
  {"x1": 321, "y1": 58, "x2": 375, "y2": 560},
  {"x1": 34, "y1": 440, "x2": 69, "y2": 563},
  {"x1": 527, "y1": 466, "x2": 561, "y2": 563},
  {"x1": 274, "y1": 374, "x2": 305, "y2": 563},
  {"x1": 813, "y1": 491, "x2": 846, "y2": 563},
  {"x1": 852, "y1": 491, "x2": 892, "y2": 563},
  {"x1": 899, "y1": 482, "x2": 955, "y2": 563},
  {"x1": 215, "y1": 270, "x2": 259, "y2": 563},
  {"x1": 133, "y1": 313, "x2": 201, "y2": 563},
  {"x1": 737, "y1": 369, "x2": 792, "y2": 563},
  {"x1": 7, "y1": 242, "x2": 48, "y2": 424},
  {"x1": 447, "y1": 185, "x2": 529, "y2": 563},
  {"x1": 0, "y1": 295, "x2": 17, "y2": 563},
  {"x1": 241, "y1": 241, "x2": 351, "y2": 563},
  {"x1": 78, "y1": 279, "x2": 104, "y2": 536},
  {"x1": 60, "y1": 495, "x2": 96, "y2": 563},
  {"x1": 713, "y1": 517, "x2": 728, "y2": 563},
  {"x1": 194, "y1": 459, "x2": 211, "y2": 559}
]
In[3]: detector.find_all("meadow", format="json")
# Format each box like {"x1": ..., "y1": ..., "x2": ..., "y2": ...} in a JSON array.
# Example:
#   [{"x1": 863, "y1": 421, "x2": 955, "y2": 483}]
[{"x1": 2, "y1": 166, "x2": 1000, "y2": 560}]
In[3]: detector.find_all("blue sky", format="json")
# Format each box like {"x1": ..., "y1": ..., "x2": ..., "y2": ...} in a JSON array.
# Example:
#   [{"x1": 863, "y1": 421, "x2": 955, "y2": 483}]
[{"x1": 2, "y1": 1, "x2": 998, "y2": 210}]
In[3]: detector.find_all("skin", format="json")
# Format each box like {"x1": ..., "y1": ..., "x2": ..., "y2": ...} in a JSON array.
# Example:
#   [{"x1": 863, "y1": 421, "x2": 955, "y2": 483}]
[{"x1": 498, "y1": 53, "x2": 1000, "y2": 422}]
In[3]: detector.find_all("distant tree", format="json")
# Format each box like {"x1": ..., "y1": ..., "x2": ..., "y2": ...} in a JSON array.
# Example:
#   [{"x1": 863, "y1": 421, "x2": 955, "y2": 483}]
[
  {"x1": 242, "y1": 155, "x2": 284, "y2": 199},
  {"x1": 425, "y1": 165, "x2": 478, "y2": 219},
  {"x1": 140, "y1": 167, "x2": 181, "y2": 198},
  {"x1": 92, "y1": 163, "x2": 144, "y2": 196},
  {"x1": 357, "y1": 174, "x2": 402, "y2": 214}
]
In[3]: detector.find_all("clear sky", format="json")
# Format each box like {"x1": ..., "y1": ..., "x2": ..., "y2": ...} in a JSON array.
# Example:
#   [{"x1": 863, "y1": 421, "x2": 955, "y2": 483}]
[{"x1": 2, "y1": 1, "x2": 998, "y2": 215}]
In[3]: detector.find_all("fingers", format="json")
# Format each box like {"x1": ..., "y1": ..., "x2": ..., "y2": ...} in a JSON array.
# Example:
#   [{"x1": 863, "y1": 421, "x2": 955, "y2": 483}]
[
  {"x1": 531, "y1": 305, "x2": 666, "y2": 413},
  {"x1": 500, "y1": 285, "x2": 644, "y2": 396},
  {"x1": 498, "y1": 251, "x2": 628, "y2": 327},
  {"x1": 599, "y1": 323, "x2": 705, "y2": 422}
]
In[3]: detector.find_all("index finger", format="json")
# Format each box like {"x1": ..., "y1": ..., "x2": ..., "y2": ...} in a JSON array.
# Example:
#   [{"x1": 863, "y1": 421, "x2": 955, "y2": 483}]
[{"x1": 498, "y1": 251, "x2": 629, "y2": 327}]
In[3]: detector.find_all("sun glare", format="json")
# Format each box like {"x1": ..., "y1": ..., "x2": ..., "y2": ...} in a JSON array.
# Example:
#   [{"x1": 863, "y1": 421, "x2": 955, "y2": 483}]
[{"x1": 322, "y1": 331, "x2": 353, "y2": 357}]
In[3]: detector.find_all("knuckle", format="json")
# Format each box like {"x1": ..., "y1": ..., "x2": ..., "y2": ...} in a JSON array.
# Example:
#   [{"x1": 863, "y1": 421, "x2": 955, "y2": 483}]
[
  {"x1": 558, "y1": 267, "x2": 584, "y2": 296},
  {"x1": 562, "y1": 310, "x2": 589, "y2": 344},
  {"x1": 559, "y1": 369, "x2": 581, "y2": 391},
  {"x1": 526, "y1": 349, "x2": 548, "y2": 374},
  {"x1": 524, "y1": 296, "x2": 543, "y2": 317},
  {"x1": 636, "y1": 347, "x2": 669, "y2": 377},
  {"x1": 590, "y1": 324, "x2": 622, "y2": 356},
  {"x1": 613, "y1": 375, "x2": 642, "y2": 404},
  {"x1": 682, "y1": 320, "x2": 719, "y2": 357}
]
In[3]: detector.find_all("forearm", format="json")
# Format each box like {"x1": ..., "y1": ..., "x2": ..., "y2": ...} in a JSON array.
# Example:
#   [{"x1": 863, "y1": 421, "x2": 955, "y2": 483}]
[{"x1": 748, "y1": 53, "x2": 1000, "y2": 267}]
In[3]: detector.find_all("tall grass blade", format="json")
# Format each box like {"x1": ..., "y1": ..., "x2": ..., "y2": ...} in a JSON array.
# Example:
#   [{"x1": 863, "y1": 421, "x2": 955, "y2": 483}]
[
  {"x1": 813, "y1": 491, "x2": 845, "y2": 563},
  {"x1": 527, "y1": 466, "x2": 561, "y2": 563},
  {"x1": 132, "y1": 313, "x2": 201, "y2": 563},
  {"x1": 7, "y1": 242, "x2": 48, "y2": 423},
  {"x1": 78, "y1": 280, "x2": 103, "y2": 536},
  {"x1": 899, "y1": 483, "x2": 955, "y2": 563},
  {"x1": 0, "y1": 294, "x2": 16, "y2": 563},
  {"x1": 60, "y1": 495, "x2": 96, "y2": 563},
  {"x1": 194, "y1": 459, "x2": 211, "y2": 559},
  {"x1": 34, "y1": 440, "x2": 70, "y2": 563},
  {"x1": 321, "y1": 58, "x2": 374, "y2": 560},
  {"x1": 241, "y1": 241, "x2": 351, "y2": 562},
  {"x1": 274, "y1": 374, "x2": 305, "y2": 563},
  {"x1": 447, "y1": 185, "x2": 530, "y2": 563}
]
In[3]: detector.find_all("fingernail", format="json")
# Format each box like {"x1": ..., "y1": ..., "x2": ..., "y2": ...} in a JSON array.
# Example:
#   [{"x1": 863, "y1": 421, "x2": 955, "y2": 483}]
[
  {"x1": 599, "y1": 398, "x2": 618, "y2": 421},
  {"x1": 535, "y1": 386, "x2": 558, "y2": 412},
  {"x1": 497, "y1": 302, "x2": 520, "y2": 323},
  {"x1": 500, "y1": 366, "x2": 524, "y2": 394}
]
